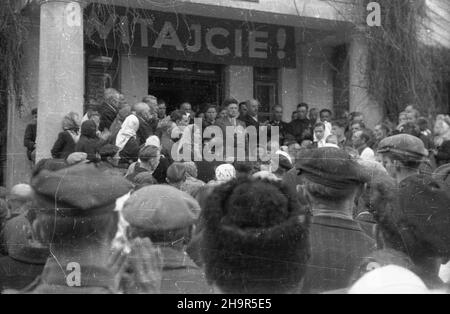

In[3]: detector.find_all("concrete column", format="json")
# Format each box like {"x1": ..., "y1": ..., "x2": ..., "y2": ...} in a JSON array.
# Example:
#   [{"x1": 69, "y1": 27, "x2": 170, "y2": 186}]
[
  {"x1": 349, "y1": 30, "x2": 382, "y2": 128},
  {"x1": 5, "y1": 17, "x2": 40, "y2": 188},
  {"x1": 279, "y1": 67, "x2": 299, "y2": 122},
  {"x1": 224, "y1": 65, "x2": 253, "y2": 103},
  {"x1": 300, "y1": 43, "x2": 334, "y2": 113},
  {"x1": 120, "y1": 55, "x2": 149, "y2": 106},
  {"x1": 36, "y1": 0, "x2": 85, "y2": 161}
]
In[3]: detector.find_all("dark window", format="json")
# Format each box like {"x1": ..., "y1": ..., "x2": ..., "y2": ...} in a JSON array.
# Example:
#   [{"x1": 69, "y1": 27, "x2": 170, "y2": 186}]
[{"x1": 148, "y1": 57, "x2": 223, "y2": 112}]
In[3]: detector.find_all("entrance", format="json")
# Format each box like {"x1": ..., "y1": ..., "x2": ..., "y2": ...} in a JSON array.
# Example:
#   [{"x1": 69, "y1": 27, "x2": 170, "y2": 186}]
[{"x1": 148, "y1": 57, "x2": 223, "y2": 113}]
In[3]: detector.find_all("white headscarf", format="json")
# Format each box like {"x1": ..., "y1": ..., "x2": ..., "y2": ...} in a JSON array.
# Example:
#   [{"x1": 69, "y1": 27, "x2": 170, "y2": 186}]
[
  {"x1": 215, "y1": 164, "x2": 236, "y2": 182},
  {"x1": 145, "y1": 135, "x2": 161, "y2": 148},
  {"x1": 116, "y1": 115, "x2": 139, "y2": 153}
]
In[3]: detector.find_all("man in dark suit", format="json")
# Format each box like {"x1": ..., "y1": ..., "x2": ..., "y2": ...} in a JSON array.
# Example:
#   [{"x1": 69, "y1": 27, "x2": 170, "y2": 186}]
[
  {"x1": 287, "y1": 103, "x2": 312, "y2": 144},
  {"x1": 216, "y1": 98, "x2": 246, "y2": 161},
  {"x1": 268, "y1": 105, "x2": 288, "y2": 144},
  {"x1": 297, "y1": 148, "x2": 376, "y2": 294},
  {"x1": 239, "y1": 99, "x2": 260, "y2": 129}
]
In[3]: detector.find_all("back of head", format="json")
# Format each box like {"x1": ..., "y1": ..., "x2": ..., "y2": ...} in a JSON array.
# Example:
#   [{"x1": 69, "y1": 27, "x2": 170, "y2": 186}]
[
  {"x1": 184, "y1": 161, "x2": 198, "y2": 178},
  {"x1": 222, "y1": 98, "x2": 239, "y2": 108},
  {"x1": 167, "y1": 162, "x2": 187, "y2": 184},
  {"x1": 31, "y1": 164, "x2": 133, "y2": 248},
  {"x1": 201, "y1": 177, "x2": 310, "y2": 294},
  {"x1": 139, "y1": 145, "x2": 159, "y2": 163},
  {"x1": 296, "y1": 148, "x2": 369, "y2": 203},
  {"x1": 62, "y1": 112, "x2": 80, "y2": 131},
  {"x1": 80, "y1": 120, "x2": 97, "y2": 138}
]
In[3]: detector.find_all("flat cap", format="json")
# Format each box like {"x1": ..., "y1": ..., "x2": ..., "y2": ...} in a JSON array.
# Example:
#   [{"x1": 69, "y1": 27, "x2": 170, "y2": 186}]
[
  {"x1": 31, "y1": 163, "x2": 133, "y2": 216},
  {"x1": 296, "y1": 148, "x2": 369, "y2": 189},
  {"x1": 377, "y1": 134, "x2": 428, "y2": 159},
  {"x1": 123, "y1": 185, "x2": 200, "y2": 232}
]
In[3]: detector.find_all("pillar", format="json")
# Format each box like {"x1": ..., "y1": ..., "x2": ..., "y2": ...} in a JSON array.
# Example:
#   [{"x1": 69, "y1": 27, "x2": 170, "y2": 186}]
[
  {"x1": 120, "y1": 55, "x2": 149, "y2": 106},
  {"x1": 349, "y1": 30, "x2": 383, "y2": 128},
  {"x1": 279, "y1": 67, "x2": 299, "y2": 122},
  {"x1": 35, "y1": 0, "x2": 85, "y2": 162},
  {"x1": 224, "y1": 65, "x2": 254, "y2": 103}
]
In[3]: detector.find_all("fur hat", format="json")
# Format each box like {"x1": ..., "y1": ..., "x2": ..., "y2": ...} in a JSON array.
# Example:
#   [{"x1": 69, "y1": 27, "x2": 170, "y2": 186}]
[{"x1": 201, "y1": 177, "x2": 310, "y2": 294}]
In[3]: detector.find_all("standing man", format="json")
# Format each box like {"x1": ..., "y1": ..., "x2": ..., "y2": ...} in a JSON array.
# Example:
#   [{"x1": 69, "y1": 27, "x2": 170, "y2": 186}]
[
  {"x1": 331, "y1": 120, "x2": 349, "y2": 148},
  {"x1": 24, "y1": 108, "x2": 38, "y2": 164},
  {"x1": 240, "y1": 99, "x2": 260, "y2": 129},
  {"x1": 352, "y1": 131, "x2": 376, "y2": 162},
  {"x1": 216, "y1": 98, "x2": 246, "y2": 160},
  {"x1": 180, "y1": 102, "x2": 195, "y2": 124},
  {"x1": 238, "y1": 102, "x2": 248, "y2": 119},
  {"x1": 156, "y1": 99, "x2": 171, "y2": 129},
  {"x1": 309, "y1": 108, "x2": 319, "y2": 123},
  {"x1": 297, "y1": 148, "x2": 375, "y2": 293},
  {"x1": 288, "y1": 103, "x2": 312, "y2": 144},
  {"x1": 268, "y1": 105, "x2": 288, "y2": 144},
  {"x1": 26, "y1": 164, "x2": 137, "y2": 294},
  {"x1": 133, "y1": 101, "x2": 158, "y2": 146},
  {"x1": 377, "y1": 134, "x2": 429, "y2": 184}
]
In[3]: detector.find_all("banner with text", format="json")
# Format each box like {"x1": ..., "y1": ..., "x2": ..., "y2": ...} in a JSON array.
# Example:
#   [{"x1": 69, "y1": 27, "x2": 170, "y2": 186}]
[{"x1": 84, "y1": 5, "x2": 296, "y2": 68}]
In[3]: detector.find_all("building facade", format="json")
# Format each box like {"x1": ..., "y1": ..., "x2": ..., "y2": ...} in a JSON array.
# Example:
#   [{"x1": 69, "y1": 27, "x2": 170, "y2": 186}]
[{"x1": 4, "y1": 0, "x2": 447, "y2": 187}]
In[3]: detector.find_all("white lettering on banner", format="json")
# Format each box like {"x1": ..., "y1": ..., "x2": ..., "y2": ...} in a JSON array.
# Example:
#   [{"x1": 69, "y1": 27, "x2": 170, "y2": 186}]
[
  {"x1": 136, "y1": 18, "x2": 154, "y2": 48},
  {"x1": 153, "y1": 21, "x2": 184, "y2": 51},
  {"x1": 84, "y1": 7, "x2": 296, "y2": 67},
  {"x1": 66, "y1": 262, "x2": 81, "y2": 287},
  {"x1": 186, "y1": 24, "x2": 202, "y2": 53},
  {"x1": 85, "y1": 11, "x2": 116, "y2": 39},
  {"x1": 205, "y1": 28, "x2": 231, "y2": 56},
  {"x1": 249, "y1": 31, "x2": 269, "y2": 59},
  {"x1": 66, "y1": 3, "x2": 81, "y2": 27}
]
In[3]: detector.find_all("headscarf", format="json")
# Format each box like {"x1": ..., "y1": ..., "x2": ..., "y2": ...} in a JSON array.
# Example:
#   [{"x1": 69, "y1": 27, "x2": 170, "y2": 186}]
[
  {"x1": 145, "y1": 135, "x2": 161, "y2": 148},
  {"x1": 62, "y1": 112, "x2": 80, "y2": 131},
  {"x1": 215, "y1": 164, "x2": 236, "y2": 182},
  {"x1": 116, "y1": 115, "x2": 139, "y2": 153},
  {"x1": 66, "y1": 152, "x2": 88, "y2": 165}
]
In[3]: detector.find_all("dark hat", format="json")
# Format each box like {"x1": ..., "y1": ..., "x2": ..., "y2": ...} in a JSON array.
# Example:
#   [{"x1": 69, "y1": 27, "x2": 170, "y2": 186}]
[
  {"x1": 377, "y1": 134, "x2": 428, "y2": 159},
  {"x1": 99, "y1": 144, "x2": 119, "y2": 158},
  {"x1": 123, "y1": 185, "x2": 200, "y2": 232},
  {"x1": 394, "y1": 174, "x2": 450, "y2": 256},
  {"x1": 201, "y1": 178, "x2": 310, "y2": 293},
  {"x1": 31, "y1": 163, "x2": 133, "y2": 216},
  {"x1": 296, "y1": 148, "x2": 369, "y2": 189}
]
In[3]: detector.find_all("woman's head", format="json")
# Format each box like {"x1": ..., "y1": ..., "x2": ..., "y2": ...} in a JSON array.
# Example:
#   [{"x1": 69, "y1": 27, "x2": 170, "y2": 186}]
[{"x1": 62, "y1": 112, "x2": 80, "y2": 132}]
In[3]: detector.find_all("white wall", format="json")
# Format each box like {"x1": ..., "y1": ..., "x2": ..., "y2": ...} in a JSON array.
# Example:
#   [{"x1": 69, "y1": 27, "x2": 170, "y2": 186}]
[
  {"x1": 279, "y1": 67, "x2": 299, "y2": 122},
  {"x1": 299, "y1": 43, "x2": 334, "y2": 114},
  {"x1": 120, "y1": 55, "x2": 149, "y2": 105},
  {"x1": 224, "y1": 65, "x2": 253, "y2": 103}
]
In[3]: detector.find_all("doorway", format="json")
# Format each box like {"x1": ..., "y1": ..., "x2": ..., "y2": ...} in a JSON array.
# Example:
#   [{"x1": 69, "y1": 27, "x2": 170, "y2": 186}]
[{"x1": 148, "y1": 57, "x2": 223, "y2": 113}]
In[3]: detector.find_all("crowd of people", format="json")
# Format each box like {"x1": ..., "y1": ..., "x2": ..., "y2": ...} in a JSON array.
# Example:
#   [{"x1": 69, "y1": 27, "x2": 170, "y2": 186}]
[{"x1": 0, "y1": 87, "x2": 449, "y2": 294}]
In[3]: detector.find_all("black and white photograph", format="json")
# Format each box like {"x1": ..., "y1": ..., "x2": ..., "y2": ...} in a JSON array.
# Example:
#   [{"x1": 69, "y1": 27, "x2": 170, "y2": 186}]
[{"x1": 0, "y1": 0, "x2": 449, "y2": 298}]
